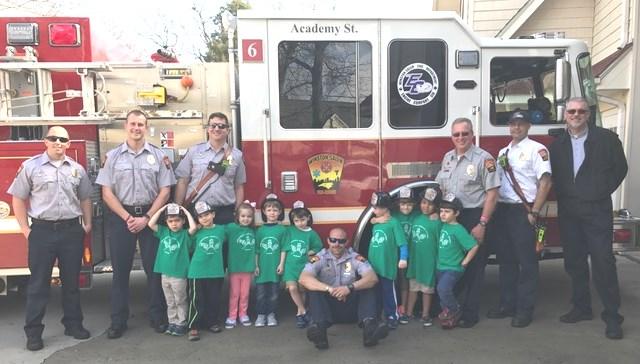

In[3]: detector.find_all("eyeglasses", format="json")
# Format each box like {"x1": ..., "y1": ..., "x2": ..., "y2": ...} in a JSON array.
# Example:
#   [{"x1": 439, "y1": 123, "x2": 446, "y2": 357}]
[
  {"x1": 566, "y1": 109, "x2": 588, "y2": 115},
  {"x1": 208, "y1": 123, "x2": 229, "y2": 130},
  {"x1": 452, "y1": 132, "x2": 470, "y2": 138},
  {"x1": 328, "y1": 237, "x2": 347, "y2": 244},
  {"x1": 45, "y1": 136, "x2": 69, "y2": 143}
]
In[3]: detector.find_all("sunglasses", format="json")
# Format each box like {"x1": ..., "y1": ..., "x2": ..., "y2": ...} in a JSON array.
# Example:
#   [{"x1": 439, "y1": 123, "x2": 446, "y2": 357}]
[
  {"x1": 452, "y1": 132, "x2": 470, "y2": 138},
  {"x1": 566, "y1": 109, "x2": 588, "y2": 115},
  {"x1": 208, "y1": 123, "x2": 229, "y2": 130},
  {"x1": 328, "y1": 237, "x2": 347, "y2": 244},
  {"x1": 45, "y1": 136, "x2": 69, "y2": 143}
]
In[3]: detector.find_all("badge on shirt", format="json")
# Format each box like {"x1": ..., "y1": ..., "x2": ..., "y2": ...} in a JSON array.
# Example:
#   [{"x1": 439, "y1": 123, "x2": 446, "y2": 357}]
[
  {"x1": 484, "y1": 159, "x2": 496, "y2": 173},
  {"x1": 71, "y1": 168, "x2": 78, "y2": 177},
  {"x1": 147, "y1": 155, "x2": 156, "y2": 165},
  {"x1": 466, "y1": 164, "x2": 475, "y2": 177},
  {"x1": 309, "y1": 255, "x2": 320, "y2": 263},
  {"x1": 538, "y1": 149, "x2": 549, "y2": 161},
  {"x1": 519, "y1": 152, "x2": 527, "y2": 161},
  {"x1": 345, "y1": 261, "x2": 352, "y2": 273}
]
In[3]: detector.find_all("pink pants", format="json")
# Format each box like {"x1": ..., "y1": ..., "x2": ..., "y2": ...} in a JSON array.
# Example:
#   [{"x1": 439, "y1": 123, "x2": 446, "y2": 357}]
[{"x1": 228, "y1": 272, "x2": 252, "y2": 320}]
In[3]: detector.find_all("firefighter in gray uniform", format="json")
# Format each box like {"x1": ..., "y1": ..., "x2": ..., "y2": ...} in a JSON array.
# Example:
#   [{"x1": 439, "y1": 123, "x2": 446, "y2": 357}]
[
  {"x1": 8, "y1": 126, "x2": 92, "y2": 351},
  {"x1": 299, "y1": 227, "x2": 389, "y2": 350},
  {"x1": 96, "y1": 110, "x2": 176, "y2": 339},
  {"x1": 435, "y1": 117, "x2": 500, "y2": 328}
]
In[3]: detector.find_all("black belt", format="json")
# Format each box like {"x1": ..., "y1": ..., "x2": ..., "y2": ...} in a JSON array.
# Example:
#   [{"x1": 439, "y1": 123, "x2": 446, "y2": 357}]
[
  {"x1": 122, "y1": 204, "x2": 151, "y2": 217},
  {"x1": 213, "y1": 204, "x2": 235, "y2": 211},
  {"x1": 31, "y1": 217, "x2": 80, "y2": 230}
]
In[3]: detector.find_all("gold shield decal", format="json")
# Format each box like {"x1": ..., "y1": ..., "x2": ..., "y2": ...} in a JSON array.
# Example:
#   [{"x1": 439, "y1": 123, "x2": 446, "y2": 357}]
[{"x1": 307, "y1": 153, "x2": 344, "y2": 195}]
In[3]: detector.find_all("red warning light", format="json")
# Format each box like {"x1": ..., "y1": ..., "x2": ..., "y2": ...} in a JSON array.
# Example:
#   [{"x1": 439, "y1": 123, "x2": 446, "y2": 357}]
[{"x1": 49, "y1": 23, "x2": 80, "y2": 46}]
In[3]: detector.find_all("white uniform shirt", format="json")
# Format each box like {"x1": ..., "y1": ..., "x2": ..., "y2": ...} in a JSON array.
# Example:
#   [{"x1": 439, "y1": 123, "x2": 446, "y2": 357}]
[{"x1": 497, "y1": 137, "x2": 551, "y2": 203}]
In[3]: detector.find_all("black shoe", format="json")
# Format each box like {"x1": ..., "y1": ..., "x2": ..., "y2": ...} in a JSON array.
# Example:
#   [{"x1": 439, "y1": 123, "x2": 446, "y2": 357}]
[
  {"x1": 559, "y1": 308, "x2": 593, "y2": 323},
  {"x1": 26, "y1": 336, "x2": 43, "y2": 351},
  {"x1": 363, "y1": 318, "x2": 389, "y2": 347},
  {"x1": 457, "y1": 318, "x2": 478, "y2": 328},
  {"x1": 151, "y1": 322, "x2": 168, "y2": 334},
  {"x1": 511, "y1": 315, "x2": 532, "y2": 328},
  {"x1": 605, "y1": 320, "x2": 623, "y2": 340},
  {"x1": 487, "y1": 307, "x2": 515, "y2": 319},
  {"x1": 107, "y1": 325, "x2": 127, "y2": 339},
  {"x1": 64, "y1": 326, "x2": 91, "y2": 340},
  {"x1": 307, "y1": 323, "x2": 329, "y2": 350},
  {"x1": 208, "y1": 324, "x2": 222, "y2": 333}
]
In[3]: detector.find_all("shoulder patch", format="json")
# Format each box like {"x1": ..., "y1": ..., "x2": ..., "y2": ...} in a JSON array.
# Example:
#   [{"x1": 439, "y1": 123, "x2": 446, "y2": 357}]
[
  {"x1": 355, "y1": 255, "x2": 367, "y2": 262},
  {"x1": 484, "y1": 159, "x2": 496, "y2": 173},
  {"x1": 162, "y1": 156, "x2": 172, "y2": 170},
  {"x1": 309, "y1": 255, "x2": 320, "y2": 263},
  {"x1": 538, "y1": 149, "x2": 549, "y2": 161}
]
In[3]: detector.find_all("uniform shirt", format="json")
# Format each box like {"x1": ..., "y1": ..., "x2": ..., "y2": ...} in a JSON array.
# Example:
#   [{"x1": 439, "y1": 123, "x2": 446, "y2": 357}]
[
  {"x1": 153, "y1": 225, "x2": 192, "y2": 278},
  {"x1": 435, "y1": 145, "x2": 501, "y2": 208},
  {"x1": 282, "y1": 226, "x2": 323, "y2": 282},
  {"x1": 437, "y1": 223, "x2": 477, "y2": 272},
  {"x1": 303, "y1": 248, "x2": 372, "y2": 287},
  {"x1": 497, "y1": 137, "x2": 552, "y2": 203},
  {"x1": 96, "y1": 142, "x2": 175, "y2": 205},
  {"x1": 406, "y1": 214, "x2": 441, "y2": 286},
  {"x1": 226, "y1": 223, "x2": 256, "y2": 273},
  {"x1": 368, "y1": 217, "x2": 407, "y2": 280},
  {"x1": 8, "y1": 152, "x2": 92, "y2": 220},
  {"x1": 255, "y1": 223, "x2": 287, "y2": 284},
  {"x1": 175, "y1": 142, "x2": 246, "y2": 206},
  {"x1": 188, "y1": 225, "x2": 226, "y2": 279}
]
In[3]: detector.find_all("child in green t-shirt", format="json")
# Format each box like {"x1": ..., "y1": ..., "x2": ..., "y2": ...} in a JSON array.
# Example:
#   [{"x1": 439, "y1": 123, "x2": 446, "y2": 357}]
[
  {"x1": 406, "y1": 187, "x2": 442, "y2": 327},
  {"x1": 368, "y1": 191, "x2": 408, "y2": 330},
  {"x1": 148, "y1": 203, "x2": 197, "y2": 337},
  {"x1": 225, "y1": 201, "x2": 257, "y2": 329},
  {"x1": 254, "y1": 194, "x2": 287, "y2": 328},
  {"x1": 277, "y1": 201, "x2": 322, "y2": 329},
  {"x1": 186, "y1": 201, "x2": 226, "y2": 341},
  {"x1": 436, "y1": 193, "x2": 479, "y2": 330},
  {"x1": 392, "y1": 187, "x2": 419, "y2": 325}
]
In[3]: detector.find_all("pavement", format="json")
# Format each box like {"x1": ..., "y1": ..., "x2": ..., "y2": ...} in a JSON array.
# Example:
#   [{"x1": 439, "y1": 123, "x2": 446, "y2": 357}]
[{"x1": 1, "y1": 252, "x2": 639, "y2": 364}]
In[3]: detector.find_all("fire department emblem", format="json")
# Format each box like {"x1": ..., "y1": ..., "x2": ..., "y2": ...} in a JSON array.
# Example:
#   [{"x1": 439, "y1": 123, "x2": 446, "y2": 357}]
[
  {"x1": 0, "y1": 201, "x2": 10, "y2": 219},
  {"x1": 307, "y1": 153, "x2": 344, "y2": 195},
  {"x1": 397, "y1": 62, "x2": 439, "y2": 106}
]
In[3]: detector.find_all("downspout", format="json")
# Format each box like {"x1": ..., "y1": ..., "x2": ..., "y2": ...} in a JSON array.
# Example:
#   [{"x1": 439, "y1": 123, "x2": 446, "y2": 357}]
[{"x1": 597, "y1": 94, "x2": 626, "y2": 209}]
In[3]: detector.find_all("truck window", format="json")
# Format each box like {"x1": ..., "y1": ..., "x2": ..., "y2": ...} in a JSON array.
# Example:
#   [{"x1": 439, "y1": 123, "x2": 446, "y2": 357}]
[
  {"x1": 490, "y1": 57, "x2": 558, "y2": 125},
  {"x1": 577, "y1": 53, "x2": 602, "y2": 126},
  {"x1": 278, "y1": 41, "x2": 372, "y2": 129},
  {"x1": 388, "y1": 40, "x2": 446, "y2": 128}
]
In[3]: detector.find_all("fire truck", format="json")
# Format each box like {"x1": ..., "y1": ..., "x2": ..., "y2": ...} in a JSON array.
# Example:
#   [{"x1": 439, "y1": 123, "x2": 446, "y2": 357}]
[{"x1": 1, "y1": 10, "x2": 638, "y2": 294}]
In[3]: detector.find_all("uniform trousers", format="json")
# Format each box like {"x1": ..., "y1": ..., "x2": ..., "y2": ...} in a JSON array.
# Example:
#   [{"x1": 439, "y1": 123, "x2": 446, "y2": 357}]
[
  {"x1": 188, "y1": 277, "x2": 224, "y2": 329},
  {"x1": 108, "y1": 210, "x2": 166, "y2": 328},
  {"x1": 24, "y1": 220, "x2": 84, "y2": 338},
  {"x1": 308, "y1": 287, "x2": 377, "y2": 326},
  {"x1": 162, "y1": 275, "x2": 188, "y2": 326},
  {"x1": 494, "y1": 203, "x2": 538, "y2": 316},
  {"x1": 558, "y1": 200, "x2": 622, "y2": 323},
  {"x1": 227, "y1": 272, "x2": 252, "y2": 320}
]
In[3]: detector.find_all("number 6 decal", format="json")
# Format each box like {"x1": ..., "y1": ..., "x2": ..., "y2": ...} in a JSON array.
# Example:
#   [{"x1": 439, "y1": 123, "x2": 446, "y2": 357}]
[{"x1": 242, "y1": 39, "x2": 263, "y2": 62}]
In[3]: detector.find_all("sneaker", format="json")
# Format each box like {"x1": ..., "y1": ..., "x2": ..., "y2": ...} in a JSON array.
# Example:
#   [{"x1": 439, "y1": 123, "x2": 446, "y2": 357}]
[
  {"x1": 559, "y1": 308, "x2": 593, "y2": 323},
  {"x1": 165, "y1": 324, "x2": 176, "y2": 335},
  {"x1": 188, "y1": 329, "x2": 200, "y2": 342},
  {"x1": 296, "y1": 314, "x2": 308, "y2": 328},
  {"x1": 255, "y1": 314, "x2": 267, "y2": 327},
  {"x1": 172, "y1": 325, "x2": 187, "y2": 336},
  {"x1": 422, "y1": 317, "x2": 433, "y2": 327},
  {"x1": 239, "y1": 316, "x2": 252, "y2": 327},
  {"x1": 398, "y1": 315, "x2": 410, "y2": 325},
  {"x1": 386, "y1": 316, "x2": 398, "y2": 330},
  {"x1": 225, "y1": 318, "x2": 237, "y2": 329},
  {"x1": 267, "y1": 313, "x2": 278, "y2": 327}
]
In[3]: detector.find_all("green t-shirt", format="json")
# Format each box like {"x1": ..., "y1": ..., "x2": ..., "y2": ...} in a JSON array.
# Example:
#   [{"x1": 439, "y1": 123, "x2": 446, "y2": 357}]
[
  {"x1": 392, "y1": 210, "x2": 419, "y2": 240},
  {"x1": 282, "y1": 226, "x2": 323, "y2": 282},
  {"x1": 226, "y1": 223, "x2": 257, "y2": 273},
  {"x1": 406, "y1": 214, "x2": 441, "y2": 286},
  {"x1": 368, "y1": 216, "x2": 407, "y2": 280},
  {"x1": 255, "y1": 223, "x2": 287, "y2": 284},
  {"x1": 153, "y1": 225, "x2": 192, "y2": 278},
  {"x1": 188, "y1": 225, "x2": 226, "y2": 279},
  {"x1": 437, "y1": 223, "x2": 477, "y2": 272}
]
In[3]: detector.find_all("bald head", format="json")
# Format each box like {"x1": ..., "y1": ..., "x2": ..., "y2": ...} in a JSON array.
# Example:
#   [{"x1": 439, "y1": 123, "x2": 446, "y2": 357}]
[{"x1": 47, "y1": 126, "x2": 70, "y2": 139}]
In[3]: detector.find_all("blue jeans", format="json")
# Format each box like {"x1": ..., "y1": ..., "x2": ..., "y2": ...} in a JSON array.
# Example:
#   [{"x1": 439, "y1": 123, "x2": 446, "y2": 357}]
[
  {"x1": 376, "y1": 277, "x2": 398, "y2": 319},
  {"x1": 255, "y1": 282, "x2": 279, "y2": 315},
  {"x1": 437, "y1": 270, "x2": 464, "y2": 313}
]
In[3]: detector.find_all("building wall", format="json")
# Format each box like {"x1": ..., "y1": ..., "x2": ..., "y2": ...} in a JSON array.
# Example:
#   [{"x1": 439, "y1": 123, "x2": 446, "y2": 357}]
[
  {"x1": 592, "y1": 0, "x2": 623, "y2": 63},
  {"x1": 472, "y1": 0, "x2": 528, "y2": 36}
]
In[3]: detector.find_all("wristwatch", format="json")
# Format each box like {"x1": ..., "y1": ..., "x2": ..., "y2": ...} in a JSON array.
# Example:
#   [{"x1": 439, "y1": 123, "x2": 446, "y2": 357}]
[
  {"x1": 347, "y1": 283, "x2": 355, "y2": 292},
  {"x1": 530, "y1": 211, "x2": 540, "y2": 217},
  {"x1": 324, "y1": 285, "x2": 330, "y2": 292},
  {"x1": 478, "y1": 220, "x2": 487, "y2": 227}
]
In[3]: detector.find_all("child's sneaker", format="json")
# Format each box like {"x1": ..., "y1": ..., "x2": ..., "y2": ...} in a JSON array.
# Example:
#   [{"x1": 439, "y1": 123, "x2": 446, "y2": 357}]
[
  {"x1": 296, "y1": 314, "x2": 308, "y2": 328},
  {"x1": 267, "y1": 313, "x2": 278, "y2": 327},
  {"x1": 188, "y1": 329, "x2": 200, "y2": 341},
  {"x1": 255, "y1": 314, "x2": 267, "y2": 327},
  {"x1": 386, "y1": 316, "x2": 399, "y2": 330},
  {"x1": 164, "y1": 324, "x2": 175, "y2": 335},
  {"x1": 172, "y1": 325, "x2": 187, "y2": 336},
  {"x1": 422, "y1": 317, "x2": 433, "y2": 327},
  {"x1": 239, "y1": 316, "x2": 252, "y2": 327},
  {"x1": 225, "y1": 318, "x2": 237, "y2": 329},
  {"x1": 398, "y1": 314, "x2": 410, "y2": 324}
]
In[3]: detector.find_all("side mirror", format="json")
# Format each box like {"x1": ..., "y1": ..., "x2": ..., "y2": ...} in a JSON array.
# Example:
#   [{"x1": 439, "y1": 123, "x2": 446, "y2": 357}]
[{"x1": 555, "y1": 57, "x2": 571, "y2": 120}]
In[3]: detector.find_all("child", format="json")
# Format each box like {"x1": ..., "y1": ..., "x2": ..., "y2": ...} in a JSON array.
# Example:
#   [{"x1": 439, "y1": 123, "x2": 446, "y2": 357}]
[
  {"x1": 405, "y1": 187, "x2": 442, "y2": 327},
  {"x1": 392, "y1": 187, "x2": 419, "y2": 324},
  {"x1": 368, "y1": 191, "x2": 408, "y2": 329},
  {"x1": 436, "y1": 193, "x2": 479, "y2": 329},
  {"x1": 277, "y1": 201, "x2": 322, "y2": 328},
  {"x1": 186, "y1": 201, "x2": 226, "y2": 341},
  {"x1": 148, "y1": 203, "x2": 197, "y2": 336},
  {"x1": 254, "y1": 194, "x2": 287, "y2": 327},
  {"x1": 225, "y1": 201, "x2": 257, "y2": 329}
]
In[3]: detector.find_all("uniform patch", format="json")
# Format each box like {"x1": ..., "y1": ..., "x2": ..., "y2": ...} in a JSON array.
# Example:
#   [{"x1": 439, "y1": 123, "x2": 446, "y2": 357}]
[
  {"x1": 309, "y1": 255, "x2": 320, "y2": 263},
  {"x1": 355, "y1": 255, "x2": 367, "y2": 262},
  {"x1": 484, "y1": 159, "x2": 496, "y2": 173},
  {"x1": 162, "y1": 156, "x2": 172, "y2": 170},
  {"x1": 538, "y1": 149, "x2": 549, "y2": 161}
]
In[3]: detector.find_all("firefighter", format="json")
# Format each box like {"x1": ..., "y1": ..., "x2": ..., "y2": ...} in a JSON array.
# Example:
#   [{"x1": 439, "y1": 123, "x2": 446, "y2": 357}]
[
  {"x1": 299, "y1": 227, "x2": 389, "y2": 350},
  {"x1": 8, "y1": 126, "x2": 92, "y2": 351},
  {"x1": 96, "y1": 110, "x2": 176, "y2": 339},
  {"x1": 550, "y1": 97, "x2": 627, "y2": 339},
  {"x1": 174, "y1": 112, "x2": 246, "y2": 224},
  {"x1": 488, "y1": 110, "x2": 552, "y2": 328},
  {"x1": 435, "y1": 117, "x2": 500, "y2": 328}
]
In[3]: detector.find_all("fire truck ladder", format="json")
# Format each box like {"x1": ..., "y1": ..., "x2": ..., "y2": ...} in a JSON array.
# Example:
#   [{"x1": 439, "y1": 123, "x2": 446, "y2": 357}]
[{"x1": 0, "y1": 56, "x2": 115, "y2": 125}]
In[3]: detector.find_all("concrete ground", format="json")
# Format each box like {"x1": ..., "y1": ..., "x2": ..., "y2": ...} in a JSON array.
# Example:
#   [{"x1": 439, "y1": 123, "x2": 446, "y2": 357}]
[{"x1": 1, "y1": 252, "x2": 639, "y2": 364}]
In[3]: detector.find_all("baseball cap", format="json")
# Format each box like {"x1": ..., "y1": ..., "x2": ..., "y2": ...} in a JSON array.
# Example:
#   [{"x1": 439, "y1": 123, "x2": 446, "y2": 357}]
[{"x1": 508, "y1": 110, "x2": 531, "y2": 123}]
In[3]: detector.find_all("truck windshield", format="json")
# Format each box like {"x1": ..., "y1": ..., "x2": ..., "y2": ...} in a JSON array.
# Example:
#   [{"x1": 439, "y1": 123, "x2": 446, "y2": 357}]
[{"x1": 577, "y1": 53, "x2": 602, "y2": 126}]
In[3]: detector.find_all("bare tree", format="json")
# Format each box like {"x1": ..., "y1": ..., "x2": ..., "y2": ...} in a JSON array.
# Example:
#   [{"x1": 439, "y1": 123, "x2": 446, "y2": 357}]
[{"x1": 192, "y1": 0, "x2": 249, "y2": 62}]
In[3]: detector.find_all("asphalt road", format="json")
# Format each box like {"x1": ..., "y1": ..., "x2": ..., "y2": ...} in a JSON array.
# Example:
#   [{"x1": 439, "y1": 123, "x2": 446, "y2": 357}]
[{"x1": 1, "y1": 253, "x2": 639, "y2": 364}]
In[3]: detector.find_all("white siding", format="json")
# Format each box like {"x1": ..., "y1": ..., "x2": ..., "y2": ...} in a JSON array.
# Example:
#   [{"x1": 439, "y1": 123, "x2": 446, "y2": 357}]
[
  {"x1": 472, "y1": 0, "x2": 528, "y2": 36},
  {"x1": 592, "y1": 0, "x2": 622, "y2": 63}
]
